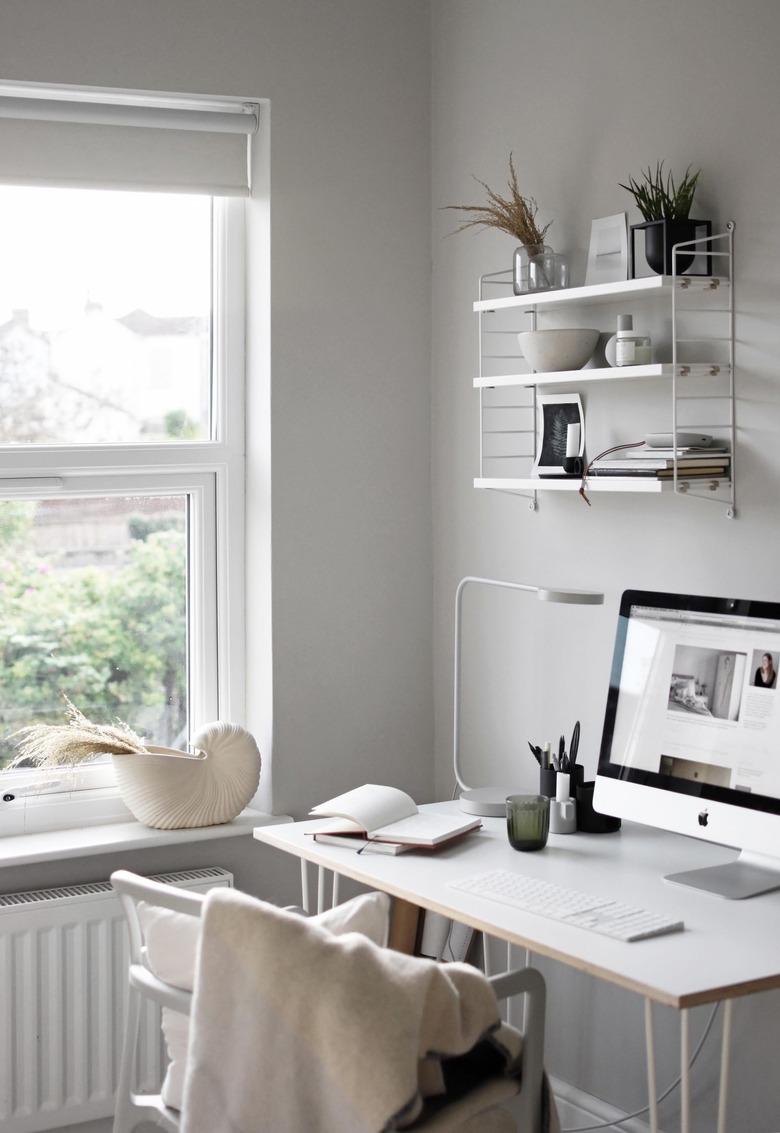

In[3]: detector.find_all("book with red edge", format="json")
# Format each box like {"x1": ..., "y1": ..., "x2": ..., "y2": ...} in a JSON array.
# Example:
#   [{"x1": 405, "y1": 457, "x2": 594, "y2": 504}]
[{"x1": 307, "y1": 784, "x2": 481, "y2": 847}]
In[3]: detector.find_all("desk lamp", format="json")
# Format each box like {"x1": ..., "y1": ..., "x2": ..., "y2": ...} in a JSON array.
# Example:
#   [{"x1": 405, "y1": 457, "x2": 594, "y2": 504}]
[{"x1": 453, "y1": 575, "x2": 604, "y2": 816}]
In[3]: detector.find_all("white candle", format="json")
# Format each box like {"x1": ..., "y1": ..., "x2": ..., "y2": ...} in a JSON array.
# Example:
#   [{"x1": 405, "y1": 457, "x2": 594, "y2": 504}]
[
  {"x1": 566, "y1": 422, "x2": 580, "y2": 458},
  {"x1": 556, "y1": 772, "x2": 571, "y2": 802}
]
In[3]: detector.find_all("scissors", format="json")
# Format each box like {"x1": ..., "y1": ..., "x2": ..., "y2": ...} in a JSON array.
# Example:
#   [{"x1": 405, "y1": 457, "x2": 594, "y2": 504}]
[{"x1": 528, "y1": 742, "x2": 543, "y2": 766}]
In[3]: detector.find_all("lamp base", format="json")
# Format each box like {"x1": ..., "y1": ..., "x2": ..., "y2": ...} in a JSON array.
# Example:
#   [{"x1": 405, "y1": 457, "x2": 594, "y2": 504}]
[{"x1": 458, "y1": 787, "x2": 521, "y2": 817}]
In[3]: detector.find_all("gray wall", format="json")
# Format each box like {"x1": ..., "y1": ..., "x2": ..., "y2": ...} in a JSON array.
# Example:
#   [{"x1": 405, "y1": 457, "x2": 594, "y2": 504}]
[
  {"x1": 2, "y1": 1, "x2": 779, "y2": 1128},
  {"x1": 0, "y1": 0, "x2": 434, "y2": 823},
  {"x1": 431, "y1": 2, "x2": 780, "y2": 1128}
]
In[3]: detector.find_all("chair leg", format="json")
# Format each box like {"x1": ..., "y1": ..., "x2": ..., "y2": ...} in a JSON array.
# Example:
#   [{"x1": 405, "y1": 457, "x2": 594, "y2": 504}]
[
  {"x1": 489, "y1": 967, "x2": 546, "y2": 1133},
  {"x1": 113, "y1": 986, "x2": 142, "y2": 1133}
]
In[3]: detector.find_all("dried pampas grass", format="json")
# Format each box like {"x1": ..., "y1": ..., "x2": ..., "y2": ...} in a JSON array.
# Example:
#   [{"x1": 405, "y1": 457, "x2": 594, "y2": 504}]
[
  {"x1": 444, "y1": 153, "x2": 552, "y2": 249},
  {"x1": 12, "y1": 698, "x2": 147, "y2": 768}
]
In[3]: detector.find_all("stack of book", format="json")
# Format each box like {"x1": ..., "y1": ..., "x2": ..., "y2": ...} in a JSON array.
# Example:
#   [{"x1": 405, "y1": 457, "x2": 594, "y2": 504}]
[{"x1": 589, "y1": 444, "x2": 730, "y2": 481}]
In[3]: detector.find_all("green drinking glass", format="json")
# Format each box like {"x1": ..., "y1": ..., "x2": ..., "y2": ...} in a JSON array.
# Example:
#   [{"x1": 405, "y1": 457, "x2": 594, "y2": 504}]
[{"x1": 506, "y1": 794, "x2": 550, "y2": 852}]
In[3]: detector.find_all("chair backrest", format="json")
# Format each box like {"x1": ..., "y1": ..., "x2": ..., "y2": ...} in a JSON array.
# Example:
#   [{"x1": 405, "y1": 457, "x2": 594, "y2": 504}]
[
  {"x1": 111, "y1": 869, "x2": 204, "y2": 1133},
  {"x1": 111, "y1": 870, "x2": 552, "y2": 1133}
]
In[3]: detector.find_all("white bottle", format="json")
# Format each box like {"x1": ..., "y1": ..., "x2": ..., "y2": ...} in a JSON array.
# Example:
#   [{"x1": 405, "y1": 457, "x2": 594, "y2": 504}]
[
  {"x1": 615, "y1": 314, "x2": 651, "y2": 367},
  {"x1": 550, "y1": 774, "x2": 577, "y2": 834}
]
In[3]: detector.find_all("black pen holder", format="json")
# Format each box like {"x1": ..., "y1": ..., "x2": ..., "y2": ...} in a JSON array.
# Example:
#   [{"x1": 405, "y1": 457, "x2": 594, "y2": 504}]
[
  {"x1": 539, "y1": 768, "x2": 558, "y2": 799},
  {"x1": 575, "y1": 781, "x2": 621, "y2": 834},
  {"x1": 541, "y1": 763, "x2": 584, "y2": 799}
]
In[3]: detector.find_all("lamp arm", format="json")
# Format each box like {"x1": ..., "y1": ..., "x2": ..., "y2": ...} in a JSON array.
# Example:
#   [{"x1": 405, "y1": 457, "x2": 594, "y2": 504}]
[
  {"x1": 453, "y1": 577, "x2": 539, "y2": 792},
  {"x1": 452, "y1": 576, "x2": 603, "y2": 793}
]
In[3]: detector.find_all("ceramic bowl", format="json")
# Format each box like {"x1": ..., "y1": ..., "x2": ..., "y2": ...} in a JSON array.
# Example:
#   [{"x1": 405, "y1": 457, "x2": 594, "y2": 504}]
[
  {"x1": 112, "y1": 722, "x2": 261, "y2": 829},
  {"x1": 518, "y1": 328, "x2": 600, "y2": 373}
]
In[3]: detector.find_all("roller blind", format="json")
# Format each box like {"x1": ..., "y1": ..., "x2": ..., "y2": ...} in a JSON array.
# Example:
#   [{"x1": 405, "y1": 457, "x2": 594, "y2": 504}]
[{"x1": 0, "y1": 81, "x2": 258, "y2": 196}]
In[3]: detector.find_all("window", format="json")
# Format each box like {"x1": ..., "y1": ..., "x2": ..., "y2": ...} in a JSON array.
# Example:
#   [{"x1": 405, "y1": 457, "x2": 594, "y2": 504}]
[
  {"x1": 0, "y1": 83, "x2": 258, "y2": 826},
  {"x1": 0, "y1": 188, "x2": 213, "y2": 444},
  {"x1": 0, "y1": 493, "x2": 188, "y2": 767}
]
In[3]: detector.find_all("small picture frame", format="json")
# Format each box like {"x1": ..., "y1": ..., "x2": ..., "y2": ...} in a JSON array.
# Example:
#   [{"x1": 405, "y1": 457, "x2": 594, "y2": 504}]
[
  {"x1": 584, "y1": 213, "x2": 629, "y2": 286},
  {"x1": 534, "y1": 393, "x2": 584, "y2": 477}
]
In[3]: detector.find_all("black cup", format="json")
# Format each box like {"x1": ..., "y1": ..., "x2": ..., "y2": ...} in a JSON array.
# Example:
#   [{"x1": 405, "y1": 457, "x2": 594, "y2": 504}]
[
  {"x1": 574, "y1": 781, "x2": 621, "y2": 833},
  {"x1": 539, "y1": 767, "x2": 558, "y2": 799}
]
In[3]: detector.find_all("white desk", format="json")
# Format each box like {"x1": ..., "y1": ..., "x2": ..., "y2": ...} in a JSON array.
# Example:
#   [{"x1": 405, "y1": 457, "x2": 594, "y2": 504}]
[{"x1": 254, "y1": 802, "x2": 780, "y2": 1132}]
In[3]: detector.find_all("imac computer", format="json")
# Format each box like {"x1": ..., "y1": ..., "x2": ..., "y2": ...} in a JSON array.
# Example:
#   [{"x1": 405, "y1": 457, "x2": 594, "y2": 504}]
[{"x1": 594, "y1": 588, "x2": 780, "y2": 899}]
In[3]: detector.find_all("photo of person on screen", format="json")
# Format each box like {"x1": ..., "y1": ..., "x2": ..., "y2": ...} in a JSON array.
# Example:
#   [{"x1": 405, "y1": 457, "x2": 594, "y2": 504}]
[{"x1": 754, "y1": 652, "x2": 777, "y2": 689}]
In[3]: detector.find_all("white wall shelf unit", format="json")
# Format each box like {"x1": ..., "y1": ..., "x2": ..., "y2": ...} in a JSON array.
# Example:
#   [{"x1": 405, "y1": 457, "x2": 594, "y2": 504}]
[
  {"x1": 474, "y1": 363, "x2": 725, "y2": 390},
  {"x1": 474, "y1": 224, "x2": 735, "y2": 517}
]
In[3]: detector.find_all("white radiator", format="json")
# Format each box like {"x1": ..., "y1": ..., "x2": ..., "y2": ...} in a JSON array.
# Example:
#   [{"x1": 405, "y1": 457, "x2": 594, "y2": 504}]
[{"x1": 0, "y1": 866, "x2": 232, "y2": 1133}]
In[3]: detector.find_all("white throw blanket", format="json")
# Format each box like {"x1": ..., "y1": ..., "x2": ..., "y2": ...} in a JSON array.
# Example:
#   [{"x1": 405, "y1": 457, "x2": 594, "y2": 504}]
[{"x1": 180, "y1": 888, "x2": 559, "y2": 1133}]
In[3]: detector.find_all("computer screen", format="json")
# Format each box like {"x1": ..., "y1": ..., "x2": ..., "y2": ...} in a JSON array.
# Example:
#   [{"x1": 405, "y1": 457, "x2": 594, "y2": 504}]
[{"x1": 593, "y1": 589, "x2": 780, "y2": 898}]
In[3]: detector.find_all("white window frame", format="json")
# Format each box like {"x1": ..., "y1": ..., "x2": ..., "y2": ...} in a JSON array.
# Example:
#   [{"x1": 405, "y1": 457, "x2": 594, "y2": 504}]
[{"x1": 0, "y1": 196, "x2": 246, "y2": 830}]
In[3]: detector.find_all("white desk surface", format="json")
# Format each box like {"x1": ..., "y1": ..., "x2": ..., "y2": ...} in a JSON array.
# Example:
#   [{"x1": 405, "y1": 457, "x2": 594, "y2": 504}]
[{"x1": 253, "y1": 801, "x2": 780, "y2": 1010}]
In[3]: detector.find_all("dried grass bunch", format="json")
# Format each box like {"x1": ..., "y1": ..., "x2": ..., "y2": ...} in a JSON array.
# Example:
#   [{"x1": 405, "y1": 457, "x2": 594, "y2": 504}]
[
  {"x1": 445, "y1": 153, "x2": 552, "y2": 249},
  {"x1": 12, "y1": 698, "x2": 147, "y2": 768}
]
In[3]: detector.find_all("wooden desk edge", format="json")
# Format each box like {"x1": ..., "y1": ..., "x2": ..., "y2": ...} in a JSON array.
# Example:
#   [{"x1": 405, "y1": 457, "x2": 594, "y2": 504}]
[{"x1": 252, "y1": 827, "x2": 780, "y2": 1010}]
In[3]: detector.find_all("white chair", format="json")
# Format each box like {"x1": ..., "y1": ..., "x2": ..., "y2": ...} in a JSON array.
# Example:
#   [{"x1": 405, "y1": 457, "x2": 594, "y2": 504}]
[
  {"x1": 112, "y1": 870, "x2": 203, "y2": 1133},
  {"x1": 111, "y1": 869, "x2": 552, "y2": 1133}
]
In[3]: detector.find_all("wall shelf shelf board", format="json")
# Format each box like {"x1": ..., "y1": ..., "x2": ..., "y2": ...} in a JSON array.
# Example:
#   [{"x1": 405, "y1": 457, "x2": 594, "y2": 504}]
[{"x1": 472, "y1": 225, "x2": 736, "y2": 516}]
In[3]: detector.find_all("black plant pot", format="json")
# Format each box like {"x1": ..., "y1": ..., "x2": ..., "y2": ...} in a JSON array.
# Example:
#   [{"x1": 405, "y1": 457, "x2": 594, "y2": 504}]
[
  {"x1": 645, "y1": 219, "x2": 698, "y2": 274},
  {"x1": 630, "y1": 218, "x2": 712, "y2": 278}
]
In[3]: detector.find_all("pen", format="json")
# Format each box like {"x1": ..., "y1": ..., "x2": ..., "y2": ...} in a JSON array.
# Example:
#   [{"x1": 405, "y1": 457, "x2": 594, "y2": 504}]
[
  {"x1": 570, "y1": 720, "x2": 580, "y2": 769},
  {"x1": 528, "y1": 742, "x2": 542, "y2": 766}
]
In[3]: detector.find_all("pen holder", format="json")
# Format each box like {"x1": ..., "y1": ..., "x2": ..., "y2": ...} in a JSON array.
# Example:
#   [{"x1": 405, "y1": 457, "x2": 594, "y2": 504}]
[
  {"x1": 549, "y1": 797, "x2": 577, "y2": 834},
  {"x1": 569, "y1": 764, "x2": 585, "y2": 792},
  {"x1": 575, "y1": 781, "x2": 622, "y2": 833},
  {"x1": 548, "y1": 771, "x2": 577, "y2": 834},
  {"x1": 540, "y1": 765, "x2": 583, "y2": 799},
  {"x1": 539, "y1": 768, "x2": 558, "y2": 798}
]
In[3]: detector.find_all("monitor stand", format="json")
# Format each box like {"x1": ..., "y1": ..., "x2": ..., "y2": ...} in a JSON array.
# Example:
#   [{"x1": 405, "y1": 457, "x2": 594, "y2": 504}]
[{"x1": 665, "y1": 851, "x2": 780, "y2": 900}]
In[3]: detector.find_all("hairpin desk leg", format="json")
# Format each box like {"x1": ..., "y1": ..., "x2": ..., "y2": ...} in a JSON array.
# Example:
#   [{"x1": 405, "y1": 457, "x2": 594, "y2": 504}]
[
  {"x1": 317, "y1": 864, "x2": 327, "y2": 913},
  {"x1": 648, "y1": 997, "x2": 732, "y2": 1133},
  {"x1": 717, "y1": 998, "x2": 733, "y2": 1133},
  {"x1": 680, "y1": 1009, "x2": 691, "y2": 1133},
  {"x1": 644, "y1": 999, "x2": 659, "y2": 1133},
  {"x1": 300, "y1": 858, "x2": 309, "y2": 913}
]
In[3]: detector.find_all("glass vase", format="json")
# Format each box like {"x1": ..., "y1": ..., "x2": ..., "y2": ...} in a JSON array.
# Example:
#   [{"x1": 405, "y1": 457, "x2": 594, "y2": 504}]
[
  {"x1": 528, "y1": 248, "x2": 569, "y2": 292},
  {"x1": 513, "y1": 244, "x2": 568, "y2": 294}
]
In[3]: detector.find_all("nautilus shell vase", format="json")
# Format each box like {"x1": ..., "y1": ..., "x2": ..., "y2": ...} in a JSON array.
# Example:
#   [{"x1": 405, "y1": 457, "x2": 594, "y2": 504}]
[{"x1": 112, "y1": 722, "x2": 261, "y2": 829}]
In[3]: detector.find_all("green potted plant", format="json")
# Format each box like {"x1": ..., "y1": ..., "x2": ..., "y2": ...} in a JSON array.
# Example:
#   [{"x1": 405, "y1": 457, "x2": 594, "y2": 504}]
[
  {"x1": 445, "y1": 154, "x2": 565, "y2": 293},
  {"x1": 619, "y1": 161, "x2": 707, "y2": 275}
]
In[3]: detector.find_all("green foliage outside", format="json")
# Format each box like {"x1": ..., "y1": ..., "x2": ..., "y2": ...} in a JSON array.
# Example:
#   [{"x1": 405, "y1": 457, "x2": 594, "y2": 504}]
[
  {"x1": 0, "y1": 506, "x2": 186, "y2": 768},
  {"x1": 164, "y1": 409, "x2": 200, "y2": 440}
]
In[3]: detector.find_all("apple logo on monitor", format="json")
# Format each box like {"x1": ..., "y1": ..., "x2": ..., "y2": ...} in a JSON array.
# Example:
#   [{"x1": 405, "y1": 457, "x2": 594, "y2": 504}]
[{"x1": 698, "y1": 810, "x2": 709, "y2": 827}]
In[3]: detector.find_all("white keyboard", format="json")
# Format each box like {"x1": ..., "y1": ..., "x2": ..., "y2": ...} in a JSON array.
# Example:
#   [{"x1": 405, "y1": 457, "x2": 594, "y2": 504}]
[{"x1": 449, "y1": 869, "x2": 684, "y2": 942}]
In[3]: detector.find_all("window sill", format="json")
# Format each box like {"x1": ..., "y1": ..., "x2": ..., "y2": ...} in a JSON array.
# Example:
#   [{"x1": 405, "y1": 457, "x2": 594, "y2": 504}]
[{"x1": 0, "y1": 807, "x2": 291, "y2": 868}]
